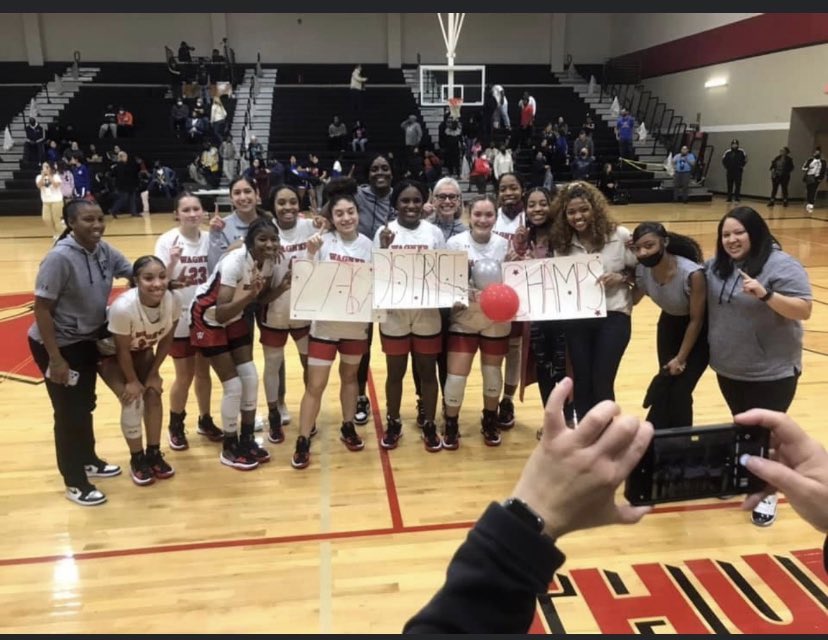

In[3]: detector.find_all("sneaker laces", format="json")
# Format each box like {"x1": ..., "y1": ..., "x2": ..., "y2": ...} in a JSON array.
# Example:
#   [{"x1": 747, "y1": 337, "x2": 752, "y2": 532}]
[{"x1": 341, "y1": 422, "x2": 361, "y2": 444}]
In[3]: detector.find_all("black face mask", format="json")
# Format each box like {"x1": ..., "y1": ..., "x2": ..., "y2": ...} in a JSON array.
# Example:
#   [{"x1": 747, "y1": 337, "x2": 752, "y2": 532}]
[{"x1": 638, "y1": 250, "x2": 664, "y2": 268}]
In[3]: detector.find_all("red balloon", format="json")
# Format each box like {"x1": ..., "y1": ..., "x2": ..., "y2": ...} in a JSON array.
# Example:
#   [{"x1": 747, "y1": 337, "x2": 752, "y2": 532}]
[{"x1": 480, "y1": 283, "x2": 519, "y2": 323}]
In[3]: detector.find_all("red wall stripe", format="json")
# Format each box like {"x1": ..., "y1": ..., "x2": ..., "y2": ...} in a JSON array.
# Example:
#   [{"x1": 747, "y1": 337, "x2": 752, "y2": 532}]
[{"x1": 612, "y1": 13, "x2": 828, "y2": 79}]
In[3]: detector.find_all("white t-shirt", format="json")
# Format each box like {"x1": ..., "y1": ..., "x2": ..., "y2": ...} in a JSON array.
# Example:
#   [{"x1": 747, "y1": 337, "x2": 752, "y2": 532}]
[
  {"x1": 194, "y1": 246, "x2": 274, "y2": 326},
  {"x1": 372, "y1": 219, "x2": 446, "y2": 250},
  {"x1": 154, "y1": 228, "x2": 211, "y2": 338},
  {"x1": 108, "y1": 288, "x2": 182, "y2": 351},
  {"x1": 36, "y1": 174, "x2": 63, "y2": 203},
  {"x1": 492, "y1": 208, "x2": 525, "y2": 242},
  {"x1": 311, "y1": 231, "x2": 373, "y2": 341},
  {"x1": 262, "y1": 217, "x2": 317, "y2": 328},
  {"x1": 447, "y1": 230, "x2": 509, "y2": 330}
]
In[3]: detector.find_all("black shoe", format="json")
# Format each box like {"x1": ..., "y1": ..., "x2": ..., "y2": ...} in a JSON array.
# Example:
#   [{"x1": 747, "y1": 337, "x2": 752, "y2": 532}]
[
  {"x1": 130, "y1": 453, "x2": 155, "y2": 486},
  {"x1": 84, "y1": 459, "x2": 122, "y2": 478},
  {"x1": 481, "y1": 409, "x2": 502, "y2": 447},
  {"x1": 168, "y1": 410, "x2": 189, "y2": 451},
  {"x1": 421, "y1": 420, "x2": 442, "y2": 452},
  {"x1": 145, "y1": 447, "x2": 175, "y2": 479},
  {"x1": 767, "y1": 199, "x2": 775, "y2": 207},
  {"x1": 381, "y1": 416, "x2": 403, "y2": 450},
  {"x1": 267, "y1": 407, "x2": 284, "y2": 444},
  {"x1": 497, "y1": 397, "x2": 515, "y2": 430},
  {"x1": 340, "y1": 421, "x2": 365, "y2": 451},
  {"x1": 197, "y1": 414, "x2": 223, "y2": 441},
  {"x1": 240, "y1": 434, "x2": 271, "y2": 463},
  {"x1": 415, "y1": 397, "x2": 426, "y2": 429},
  {"x1": 292, "y1": 436, "x2": 311, "y2": 469},
  {"x1": 354, "y1": 395, "x2": 370, "y2": 426},
  {"x1": 442, "y1": 416, "x2": 460, "y2": 450}
]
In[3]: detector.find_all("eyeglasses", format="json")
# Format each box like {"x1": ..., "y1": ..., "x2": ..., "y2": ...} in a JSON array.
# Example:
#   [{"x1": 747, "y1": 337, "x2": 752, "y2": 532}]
[{"x1": 435, "y1": 193, "x2": 460, "y2": 201}]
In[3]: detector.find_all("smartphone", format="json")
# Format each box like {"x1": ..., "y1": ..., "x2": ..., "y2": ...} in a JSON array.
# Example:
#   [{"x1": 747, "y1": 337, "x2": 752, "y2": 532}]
[
  {"x1": 624, "y1": 424, "x2": 770, "y2": 506},
  {"x1": 45, "y1": 367, "x2": 80, "y2": 386}
]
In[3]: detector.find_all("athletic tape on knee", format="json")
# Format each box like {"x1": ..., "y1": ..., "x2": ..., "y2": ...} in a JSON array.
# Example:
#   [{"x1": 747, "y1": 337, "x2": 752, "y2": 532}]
[
  {"x1": 120, "y1": 398, "x2": 144, "y2": 440},
  {"x1": 221, "y1": 376, "x2": 242, "y2": 433},
  {"x1": 481, "y1": 364, "x2": 504, "y2": 398},
  {"x1": 443, "y1": 373, "x2": 467, "y2": 408},
  {"x1": 236, "y1": 361, "x2": 258, "y2": 411},
  {"x1": 262, "y1": 346, "x2": 285, "y2": 404},
  {"x1": 504, "y1": 339, "x2": 521, "y2": 387}
]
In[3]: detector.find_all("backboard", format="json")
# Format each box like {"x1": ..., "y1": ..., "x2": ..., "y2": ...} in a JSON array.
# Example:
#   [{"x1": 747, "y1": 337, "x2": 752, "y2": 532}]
[{"x1": 418, "y1": 64, "x2": 486, "y2": 108}]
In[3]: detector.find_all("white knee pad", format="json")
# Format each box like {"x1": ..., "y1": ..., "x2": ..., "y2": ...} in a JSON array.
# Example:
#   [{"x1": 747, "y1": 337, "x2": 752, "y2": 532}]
[
  {"x1": 443, "y1": 373, "x2": 468, "y2": 408},
  {"x1": 481, "y1": 364, "x2": 504, "y2": 398},
  {"x1": 505, "y1": 338, "x2": 521, "y2": 387},
  {"x1": 221, "y1": 376, "x2": 243, "y2": 433},
  {"x1": 236, "y1": 361, "x2": 258, "y2": 412},
  {"x1": 120, "y1": 398, "x2": 144, "y2": 440},
  {"x1": 262, "y1": 346, "x2": 285, "y2": 404}
]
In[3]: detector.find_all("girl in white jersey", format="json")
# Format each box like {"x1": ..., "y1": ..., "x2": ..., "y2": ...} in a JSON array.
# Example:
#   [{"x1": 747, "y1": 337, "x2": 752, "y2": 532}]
[
  {"x1": 374, "y1": 180, "x2": 445, "y2": 452},
  {"x1": 98, "y1": 256, "x2": 182, "y2": 486},
  {"x1": 191, "y1": 217, "x2": 280, "y2": 471},
  {"x1": 154, "y1": 193, "x2": 220, "y2": 451},
  {"x1": 492, "y1": 172, "x2": 525, "y2": 431},
  {"x1": 292, "y1": 194, "x2": 373, "y2": 469},
  {"x1": 257, "y1": 185, "x2": 317, "y2": 444},
  {"x1": 444, "y1": 196, "x2": 510, "y2": 449}
]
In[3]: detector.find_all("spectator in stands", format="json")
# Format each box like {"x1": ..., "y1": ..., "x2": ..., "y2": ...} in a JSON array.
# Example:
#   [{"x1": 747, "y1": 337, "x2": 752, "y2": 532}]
[
  {"x1": 70, "y1": 155, "x2": 92, "y2": 200},
  {"x1": 106, "y1": 145, "x2": 121, "y2": 164},
  {"x1": 58, "y1": 160, "x2": 75, "y2": 202},
  {"x1": 404, "y1": 148, "x2": 425, "y2": 182},
  {"x1": 220, "y1": 134, "x2": 237, "y2": 183},
  {"x1": 443, "y1": 118, "x2": 463, "y2": 177},
  {"x1": 556, "y1": 116, "x2": 570, "y2": 138},
  {"x1": 350, "y1": 64, "x2": 368, "y2": 118},
  {"x1": 493, "y1": 145, "x2": 514, "y2": 181},
  {"x1": 768, "y1": 146, "x2": 794, "y2": 207},
  {"x1": 615, "y1": 107, "x2": 635, "y2": 161},
  {"x1": 542, "y1": 122, "x2": 556, "y2": 146},
  {"x1": 423, "y1": 150, "x2": 442, "y2": 187},
  {"x1": 401, "y1": 115, "x2": 423, "y2": 154},
  {"x1": 46, "y1": 140, "x2": 60, "y2": 166},
  {"x1": 327, "y1": 115, "x2": 348, "y2": 152},
  {"x1": 571, "y1": 147, "x2": 592, "y2": 181},
  {"x1": 116, "y1": 106, "x2": 134, "y2": 138},
  {"x1": 491, "y1": 84, "x2": 510, "y2": 130},
  {"x1": 192, "y1": 97, "x2": 207, "y2": 121},
  {"x1": 530, "y1": 151, "x2": 548, "y2": 189},
  {"x1": 178, "y1": 41, "x2": 195, "y2": 63},
  {"x1": 469, "y1": 149, "x2": 492, "y2": 195},
  {"x1": 86, "y1": 145, "x2": 101, "y2": 164},
  {"x1": 552, "y1": 131, "x2": 569, "y2": 171},
  {"x1": 134, "y1": 155, "x2": 151, "y2": 213},
  {"x1": 722, "y1": 139, "x2": 748, "y2": 203},
  {"x1": 573, "y1": 129, "x2": 594, "y2": 161},
  {"x1": 672, "y1": 144, "x2": 696, "y2": 204},
  {"x1": 518, "y1": 91, "x2": 537, "y2": 149},
  {"x1": 24, "y1": 117, "x2": 46, "y2": 164},
  {"x1": 247, "y1": 135, "x2": 264, "y2": 165},
  {"x1": 63, "y1": 141, "x2": 83, "y2": 164},
  {"x1": 199, "y1": 141, "x2": 221, "y2": 189},
  {"x1": 36, "y1": 162, "x2": 63, "y2": 239},
  {"x1": 147, "y1": 161, "x2": 178, "y2": 198},
  {"x1": 268, "y1": 156, "x2": 286, "y2": 188},
  {"x1": 170, "y1": 98, "x2": 190, "y2": 136},
  {"x1": 110, "y1": 150, "x2": 139, "y2": 218},
  {"x1": 242, "y1": 158, "x2": 270, "y2": 201},
  {"x1": 210, "y1": 96, "x2": 227, "y2": 143},
  {"x1": 186, "y1": 113, "x2": 209, "y2": 144},
  {"x1": 351, "y1": 120, "x2": 368, "y2": 153},
  {"x1": 99, "y1": 104, "x2": 118, "y2": 139},
  {"x1": 582, "y1": 113, "x2": 596, "y2": 136},
  {"x1": 196, "y1": 63, "x2": 210, "y2": 105},
  {"x1": 598, "y1": 162, "x2": 618, "y2": 202}
]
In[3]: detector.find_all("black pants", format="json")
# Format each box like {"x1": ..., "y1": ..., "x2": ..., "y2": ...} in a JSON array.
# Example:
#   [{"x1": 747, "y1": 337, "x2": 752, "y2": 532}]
[
  {"x1": 349, "y1": 89, "x2": 363, "y2": 119},
  {"x1": 563, "y1": 311, "x2": 631, "y2": 421},
  {"x1": 110, "y1": 190, "x2": 137, "y2": 215},
  {"x1": 29, "y1": 338, "x2": 100, "y2": 489},
  {"x1": 806, "y1": 180, "x2": 819, "y2": 205},
  {"x1": 726, "y1": 170, "x2": 743, "y2": 200},
  {"x1": 357, "y1": 323, "x2": 374, "y2": 397},
  {"x1": 770, "y1": 174, "x2": 790, "y2": 201},
  {"x1": 646, "y1": 313, "x2": 709, "y2": 429},
  {"x1": 531, "y1": 320, "x2": 574, "y2": 421},
  {"x1": 717, "y1": 372, "x2": 799, "y2": 415}
]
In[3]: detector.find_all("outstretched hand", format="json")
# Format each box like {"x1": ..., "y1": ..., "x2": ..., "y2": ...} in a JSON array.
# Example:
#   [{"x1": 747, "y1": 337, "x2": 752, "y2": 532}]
[{"x1": 511, "y1": 378, "x2": 653, "y2": 539}]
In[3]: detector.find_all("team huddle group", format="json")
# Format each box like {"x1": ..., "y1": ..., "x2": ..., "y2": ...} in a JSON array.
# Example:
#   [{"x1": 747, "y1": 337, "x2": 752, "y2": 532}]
[{"x1": 29, "y1": 153, "x2": 812, "y2": 529}]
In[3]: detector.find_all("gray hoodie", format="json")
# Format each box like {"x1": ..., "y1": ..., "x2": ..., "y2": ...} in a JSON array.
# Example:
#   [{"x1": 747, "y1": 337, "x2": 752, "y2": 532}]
[
  {"x1": 428, "y1": 214, "x2": 468, "y2": 242},
  {"x1": 705, "y1": 249, "x2": 812, "y2": 381},
  {"x1": 29, "y1": 236, "x2": 132, "y2": 346},
  {"x1": 355, "y1": 184, "x2": 395, "y2": 239}
]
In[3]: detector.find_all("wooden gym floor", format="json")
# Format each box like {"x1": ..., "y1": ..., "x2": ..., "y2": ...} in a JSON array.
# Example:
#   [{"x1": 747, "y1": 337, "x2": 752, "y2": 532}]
[{"x1": 0, "y1": 197, "x2": 826, "y2": 633}]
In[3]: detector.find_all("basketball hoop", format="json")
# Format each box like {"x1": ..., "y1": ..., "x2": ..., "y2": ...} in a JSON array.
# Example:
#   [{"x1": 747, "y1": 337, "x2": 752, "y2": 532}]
[{"x1": 448, "y1": 97, "x2": 463, "y2": 119}]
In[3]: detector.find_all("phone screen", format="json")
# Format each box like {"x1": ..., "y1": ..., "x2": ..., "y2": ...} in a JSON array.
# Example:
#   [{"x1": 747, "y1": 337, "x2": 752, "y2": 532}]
[{"x1": 625, "y1": 424, "x2": 769, "y2": 505}]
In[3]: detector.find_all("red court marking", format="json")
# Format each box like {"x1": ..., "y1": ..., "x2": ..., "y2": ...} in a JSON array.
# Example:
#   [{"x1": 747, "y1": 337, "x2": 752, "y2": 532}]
[
  {"x1": 366, "y1": 367, "x2": 404, "y2": 530},
  {"x1": 651, "y1": 497, "x2": 787, "y2": 515}
]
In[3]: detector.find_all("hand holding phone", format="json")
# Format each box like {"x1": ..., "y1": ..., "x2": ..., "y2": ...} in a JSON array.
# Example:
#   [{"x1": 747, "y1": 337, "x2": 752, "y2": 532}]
[{"x1": 624, "y1": 424, "x2": 770, "y2": 506}]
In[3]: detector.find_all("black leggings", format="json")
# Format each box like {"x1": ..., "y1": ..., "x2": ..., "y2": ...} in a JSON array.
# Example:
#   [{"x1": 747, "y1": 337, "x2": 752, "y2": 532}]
[
  {"x1": 717, "y1": 372, "x2": 799, "y2": 415},
  {"x1": 530, "y1": 320, "x2": 573, "y2": 421},
  {"x1": 770, "y1": 174, "x2": 790, "y2": 201},
  {"x1": 357, "y1": 324, "x2": 374, "y2": 396}
]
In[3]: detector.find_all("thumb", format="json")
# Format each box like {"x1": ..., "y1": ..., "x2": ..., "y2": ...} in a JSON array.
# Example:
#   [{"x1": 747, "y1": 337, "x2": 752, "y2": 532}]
[
  {"x1": 744, "y1": 455, "x2": 807, "y2": 497},
  {"x1": 540, "y1": 377, "x2": 573, "y2": 441},
  {"x1": 615, "y1": 504, "x2": 652, "y2": 525}
]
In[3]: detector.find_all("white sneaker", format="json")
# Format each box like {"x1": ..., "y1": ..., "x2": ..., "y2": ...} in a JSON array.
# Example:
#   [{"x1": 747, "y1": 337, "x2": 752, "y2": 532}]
[
  {"x1": 65, "y1": 486, "x2": 107, "y2": 506},
  {"x1": 751, "y1": 494, "x2": 778, "y2": 527},
  {"x1": 806, "y1": 203, "x2": 814, "y2": 212},
  {"x1": 254, "y1": 415, "x2": 266, "y2": 432},
  {"x1": 278, "y1": 402, "x2": 291, "y2": 425}
]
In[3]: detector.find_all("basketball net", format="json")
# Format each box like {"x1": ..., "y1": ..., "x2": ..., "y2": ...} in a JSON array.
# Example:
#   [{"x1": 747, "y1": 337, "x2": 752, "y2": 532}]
[
  {"x1": 437, "y1": 13, "x2": 465, "y2": 108},
  {"x1": 448, "y1": 97, "x2": 463, "y2": 119}
]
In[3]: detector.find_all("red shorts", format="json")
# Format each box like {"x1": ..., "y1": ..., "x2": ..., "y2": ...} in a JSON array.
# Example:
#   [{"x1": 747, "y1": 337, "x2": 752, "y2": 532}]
[
  {"x1": 307, "y1": 336, "x2": 369, "y2": 363},
  {"x1": 447, "y1": 332, "x2": 509, "y2": 357},
  {"x1": 380, "y1": 331, "x2": 442, "y2": 356},
  {"x1": 190, "y1": 317, "x2": 251, "y2": 357},
  {"x1": 259, "y1": 325, "x2": 310, "y2": 348},
  {"x1": 170, "y1": 337, "x2": 197, "y2": 359}
]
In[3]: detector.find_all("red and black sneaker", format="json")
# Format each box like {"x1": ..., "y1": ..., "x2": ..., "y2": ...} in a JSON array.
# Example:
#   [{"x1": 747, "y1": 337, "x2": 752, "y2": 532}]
[
  {"x1": 267, "y1": 407, "x2": 284, "y2": 444},
  {"x1": 220, "y1": 441, "x2": 259, "y2": 470},
  {"x1": 292, "y1": 436, "x2": 311, "y2": 469},
  {"x1": 340, "y1": 421, "x2": 365, "y2": 451},
  {"x1": 442, "y1": 416, "x2": 460, "y2": 451},
  {"x1": 130, "y1": 453, "x2": 155, "y2": 486},
  {"x1": 381, "y1": 416, "x2": 403, "y2": 450},
  {"x1": 421, "y1": 420, "x2": 443, "y2": 452},
  {"x1": 145, "y1": 447, "x2": 175, "y2": 479},
  {"x1": 240, "y1": 436, "x2": 271, "y2": 464},
  {"x1": 481, "y1": 409, "x2": 502, "y2": 447},
  {"x1": 197, "y1": 414, "x2": 224, "y2": 442},
  {"x1": 497, "y1": 397, "x2": 515, "y2": 430}
]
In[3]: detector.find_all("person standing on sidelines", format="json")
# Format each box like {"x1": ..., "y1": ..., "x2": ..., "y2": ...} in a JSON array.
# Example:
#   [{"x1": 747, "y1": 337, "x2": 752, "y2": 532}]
[
  {"x1": 28, "y1": 200, "x2": 132, "y2": 506},
  {"x1": 154, "y1": 193, "x2": 220, "y2": 450}
]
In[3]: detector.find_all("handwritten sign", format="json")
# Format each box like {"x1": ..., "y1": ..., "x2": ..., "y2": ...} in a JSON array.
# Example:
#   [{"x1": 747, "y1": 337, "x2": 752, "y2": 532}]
[
  {"x1": 373, "y1": 250, "x2": 468, "y2": 310},
  {"x1": 290, "y1": 259, "x2": 374, "y2": 322},
  {"x1": 502, "y1": 255, "x2": 606, "y2": 321}
]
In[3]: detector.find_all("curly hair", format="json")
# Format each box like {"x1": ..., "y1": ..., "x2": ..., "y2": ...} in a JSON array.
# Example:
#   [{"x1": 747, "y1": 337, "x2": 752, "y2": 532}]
[{"x1": 550, "y1": 181, "x2": 617, "y2": 254}]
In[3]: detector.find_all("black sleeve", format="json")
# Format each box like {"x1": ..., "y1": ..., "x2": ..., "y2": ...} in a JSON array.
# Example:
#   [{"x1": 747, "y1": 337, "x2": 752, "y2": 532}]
[{"x1": 403, "y1": 502, "x2": 565, "y2": 634}]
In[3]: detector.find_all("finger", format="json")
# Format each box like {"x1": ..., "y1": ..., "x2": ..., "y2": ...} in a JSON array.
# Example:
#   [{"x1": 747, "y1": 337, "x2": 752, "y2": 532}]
[
  {"x1": 540, "y1": 377, "x2": 573, "y2": 441},
  {"x1": 613, "y1": 419, "x2": 654, "y2": 478},
  {"x1": 615, "y1": 504, "x2": 652, "y2": 525},
  {"x1": 741, "y1": 489, "x2": 774, "y2": 512},
  {"x1": 737, "y1": 269, "x2": 750, "y2": 281},
  {"x1": 573, "y1": 398, "x2": 621, "y2": 446},
  {"x1": 734, "y1": 408, "x2": 807, "y2": 446},
  {"x1": 593, "y1": 414, "x2": 642, "y2": 459},
  {"x1": 743, "y1": 454, "x2": 812, "y2": 499}
]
